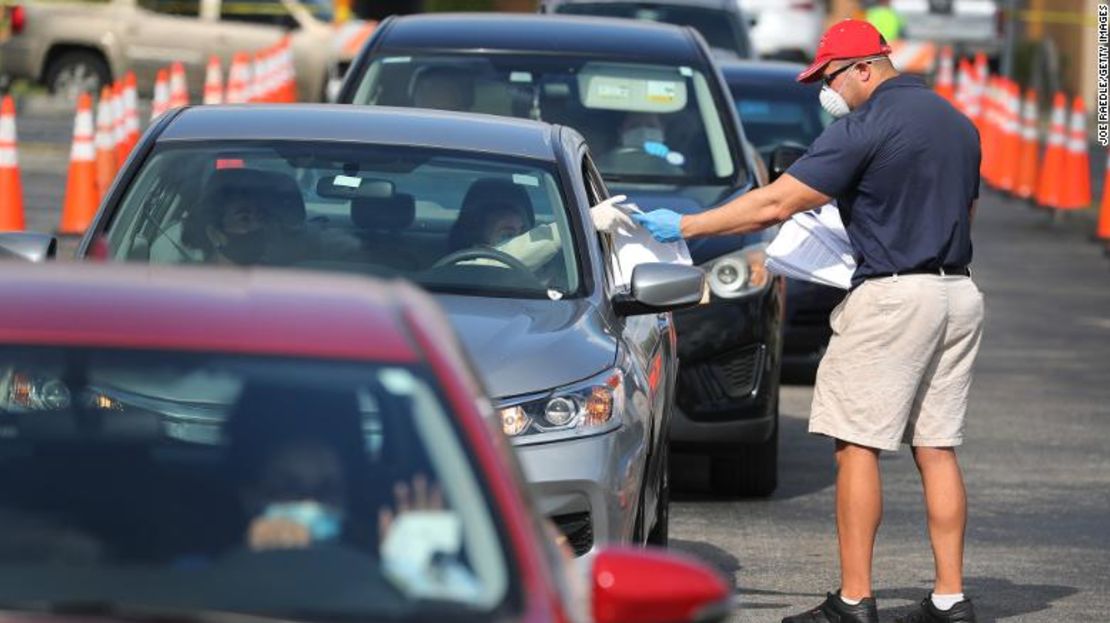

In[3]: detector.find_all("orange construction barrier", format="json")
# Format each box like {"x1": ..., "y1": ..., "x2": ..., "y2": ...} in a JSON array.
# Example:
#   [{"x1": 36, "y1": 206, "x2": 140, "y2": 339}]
[
  {"x1": 169, "y1": 62, "x2": 189, "y2": 109},
  {"x1": 934, "y1": 45, "x2": 955, "y2": 103},
  {"x1": 151, "y1": 68, "x2": 170, "y2": 121},
  {"x1": 111, "y1": 81, "x2": 127, "y2": 165},
  {"x1": 58, "y1": 93, "x2": 99, "y2": 235},
  {"x1": 1061, "y1": 95, "x2": 1092, "y2": 210},
  {"x1": 94, "y1": 86, "x2": 117, "y2": 200},
  {"x1": 0, "y1": 96, "x2": 25, "y2": 232},
  {"x1": 1014, "y1": 87, "x2": 1040, "y2": 200},
  {"x1": 122, "y1": 71, "x2": 139, "y2": 158},
  {"x1": 997, "y1": 80, "x2": 1022, "y2": 193},
  {"x1": 226, "y1": 53, "x2": 251, "y2": 104},
  {"x1": 980, "y1": 77, "x2": 999, "y2": 184},
  {"x1": 203, "y1": 55, "x2": 224, "y2": 105},
  {"x1": 1036, "y1": 92, "x2": 1069, "y2": 210}
]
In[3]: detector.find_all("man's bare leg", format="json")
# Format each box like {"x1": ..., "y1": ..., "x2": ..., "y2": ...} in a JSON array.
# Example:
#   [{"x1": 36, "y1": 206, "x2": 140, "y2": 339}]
[
  {"x1": 912, "y1": 446, "x2": 966, "y2": 595},
  {"x1": 836, "y1": 440, "x2": 883, "y2": 600}
]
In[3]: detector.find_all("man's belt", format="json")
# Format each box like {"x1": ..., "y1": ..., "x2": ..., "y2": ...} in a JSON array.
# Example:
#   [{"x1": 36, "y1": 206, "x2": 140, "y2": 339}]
[{"x1": 870, "y1": 265, "x2": 971, "y2": 279}]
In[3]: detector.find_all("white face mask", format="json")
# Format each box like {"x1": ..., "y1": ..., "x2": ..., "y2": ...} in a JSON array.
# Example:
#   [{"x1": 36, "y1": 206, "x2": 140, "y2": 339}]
[{"x1": 819, "y1": 84, "x2": 851, "y2": 118}]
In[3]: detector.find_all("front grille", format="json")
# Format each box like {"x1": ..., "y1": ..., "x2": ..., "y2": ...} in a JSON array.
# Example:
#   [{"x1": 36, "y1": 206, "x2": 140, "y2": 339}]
[
  {"x1": 681, "y1": 345, "x2": 764, "y2": 404},
  {"x1": 552, "y1": 511, "x2": 593, "y2": 557}
]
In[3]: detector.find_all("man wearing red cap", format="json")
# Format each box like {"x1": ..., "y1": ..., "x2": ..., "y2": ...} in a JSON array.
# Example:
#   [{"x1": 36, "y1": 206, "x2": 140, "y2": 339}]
[{"x1": 634, "y1": 19, "x2": 982, "y2": 623}]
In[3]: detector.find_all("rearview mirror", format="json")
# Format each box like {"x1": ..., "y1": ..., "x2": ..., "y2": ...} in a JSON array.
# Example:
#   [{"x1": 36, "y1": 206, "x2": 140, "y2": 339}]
[
  {"x1": 0, "y1": 232, "x2": 57, "y2": 262},
  {"x1": 315, "y1": 175, "x2": 395, "y2": 201},
  {"x1": 769, "y1": 143, "x2": 806, "y2": 183},
  {"x1": 613, "y1": 263, "x2": 705, "y2": 316},
  {"x1": 592, "y1": 547, "x2": 730, "y2": 623}
]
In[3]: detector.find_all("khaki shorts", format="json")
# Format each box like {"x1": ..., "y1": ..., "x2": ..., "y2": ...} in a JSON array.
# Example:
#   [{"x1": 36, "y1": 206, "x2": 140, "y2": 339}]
[{"x1": 810, "y1": 274, "x2": 985, "y2": 451}]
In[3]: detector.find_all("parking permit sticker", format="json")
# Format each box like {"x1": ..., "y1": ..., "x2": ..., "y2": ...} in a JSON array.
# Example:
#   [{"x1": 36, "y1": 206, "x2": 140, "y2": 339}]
[
  {"x1": 646, "y1": 81, "x2": 678, "y2": 104},
  {"x1": 512, "y1": 174, "x2": 539, "y2": 187},
  {"x1": 597, "y1": 83, "x2": 631, "y2": 100},
  {"x1": 382, "y1": 56, "x2": 412, "y2": 64},
  {"x1": 510, "y1": 71, "x2": 533, "y2": 83},
  {"x1": 334, "y1": 175, "x2": 362, "y2": 188}
]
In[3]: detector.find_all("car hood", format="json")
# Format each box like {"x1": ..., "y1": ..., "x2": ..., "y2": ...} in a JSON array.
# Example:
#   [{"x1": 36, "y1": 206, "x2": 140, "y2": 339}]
[
  {"x1": 433, "y1": 295, "x2": 617, "y2": 399},
  {"x1": 613, "y1": 186, "x2": 768, "y2": 265}
]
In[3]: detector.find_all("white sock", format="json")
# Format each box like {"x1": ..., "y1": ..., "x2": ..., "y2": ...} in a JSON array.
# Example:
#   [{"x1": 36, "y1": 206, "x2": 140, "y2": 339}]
[
  {"x1": 839, "y1": 592, "x2": 863, "y2": 606},
  {"x1": 931, "y1": 592, "x2": 965, "y2": 611}
]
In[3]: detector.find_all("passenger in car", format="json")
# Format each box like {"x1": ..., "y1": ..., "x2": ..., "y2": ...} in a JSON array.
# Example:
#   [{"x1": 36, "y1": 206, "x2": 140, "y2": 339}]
[{"x1": 411, "y1": 67, "x2": 476, "y2": 113}]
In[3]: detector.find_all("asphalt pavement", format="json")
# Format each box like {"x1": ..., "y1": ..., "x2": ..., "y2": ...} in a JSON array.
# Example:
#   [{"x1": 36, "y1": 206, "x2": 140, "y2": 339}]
[
  {"x1": 670, "y1": 190, "x2": 1110, "y2": 622},
  {"x1": 11, "y1": 101, "x2": 1110, "y2": 623}
]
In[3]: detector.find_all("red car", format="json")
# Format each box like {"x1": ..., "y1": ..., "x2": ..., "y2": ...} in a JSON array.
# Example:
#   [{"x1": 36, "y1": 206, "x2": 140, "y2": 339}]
[{"x1": 0, "y1": 262, "x2": 730, "y2": 623}]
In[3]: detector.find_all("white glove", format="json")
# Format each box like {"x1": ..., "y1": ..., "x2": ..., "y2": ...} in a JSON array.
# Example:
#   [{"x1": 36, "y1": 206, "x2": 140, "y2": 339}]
[{"x1": 590, "y1": 195, "x2": 636, "y2": 234}]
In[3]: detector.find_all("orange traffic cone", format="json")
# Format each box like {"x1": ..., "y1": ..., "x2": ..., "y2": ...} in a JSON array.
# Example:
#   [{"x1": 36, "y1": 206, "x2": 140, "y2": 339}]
[
  {"x1": 1036, "y1": 92, "x2": 1069, "y2": 210},
  {"x1": 94, "y1": 86, "x2": 117, "y2": 200},
  {"x1": 980, "y1": 77, "x2": 999, "y2": 184},
  {"x1": 111, "y1": 81, "x2": 127, "y2": 165},
  {"x1": 151, "y1": 68, "x2": 170, "y2": 121},
  {"x1": 226, "y1": 53, "x2": 251, "y2": 104},
  {"x1": 997, "y1": 80, "x2": 1022, "y2": 193},
  {"x1": 0, "y1": 96, "x2": 25, "y2": 232},
  {"x1": 934, "y1": 45, "x2": 955, "y2": 103},
  {"x1": 1097, "y1": 150, "x2": 1110, "y2": 242},
  {"x1": 58, "y1": 93, "x2": 99, "y2": 235},
  {"x1": 971, "y1": 52, "x2": 988, "y2": 130},
  {"x1": 1014, "y1": 88, "x2": 1040, "y2": 200},
  {"x1": 250, "y1": 50, "x2": 267, "y2": 103},
  {"x1": 203, "y1": 55, "x2": 224, "y2": 105},
  {"x1": 122, "y1": 71, "x2": 139, "y2": 158},
  {"x1": 953, "y1": 57, "x2": 970, "y2": 116},
  {"x1": 1061, "y1": 95, "x2": 1092, "y2": 210},
  {"x1": 169, "y1": 61, "x2": 189, "y2": 109}
]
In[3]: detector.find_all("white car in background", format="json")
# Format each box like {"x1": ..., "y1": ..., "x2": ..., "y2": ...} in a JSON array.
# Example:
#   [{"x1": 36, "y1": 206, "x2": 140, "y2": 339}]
[{"x1": 737, "y1": 0, "x2": 825, "y2": 62}]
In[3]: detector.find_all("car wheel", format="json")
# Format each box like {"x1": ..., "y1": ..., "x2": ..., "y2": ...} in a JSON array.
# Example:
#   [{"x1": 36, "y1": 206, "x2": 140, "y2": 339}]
[
  {"x1": 45, "y1": 50, "x2": 111, "y2": 102},
  {"x1": 646, "y1": 441, "x2": 670, "y2": 547},
  {"x1": 709, "y1": 403, "x2": 779, "y2": 498}
]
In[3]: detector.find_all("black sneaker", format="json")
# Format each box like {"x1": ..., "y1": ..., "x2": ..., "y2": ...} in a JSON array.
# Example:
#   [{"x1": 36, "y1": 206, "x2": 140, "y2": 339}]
[
  {"x1": 894, "y1": 594, "x2": 977, "y2": 623},
  {"x1": 782, "y1": 591, "x2": 879, "y2": 623}
]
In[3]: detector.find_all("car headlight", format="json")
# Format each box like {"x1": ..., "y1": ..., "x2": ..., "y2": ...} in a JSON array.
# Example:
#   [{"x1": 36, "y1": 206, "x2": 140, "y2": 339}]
[
  {"x1": 497, "y1": 369, "x2": 623, "y2": 445},
  {"x1": 704, "y1": 243, "x2": 770, "y2": 299},
  {"x1": 4, "y1": 372, "x2": 72, "y2": 411}
]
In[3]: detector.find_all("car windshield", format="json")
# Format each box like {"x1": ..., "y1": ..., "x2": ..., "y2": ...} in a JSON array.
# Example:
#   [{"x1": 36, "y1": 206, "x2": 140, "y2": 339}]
[
  {"x1": 349, "y1": 54, "x2": 743, "y2": 186},
  {"x1": 0, "y1": 346, "x2": 514, "y2": 620},
  {"x1": 730, "y1": 81, "x2": 831, "y2": 153},
  {"x1": 553, "y1": 3, "x2": 750, "y2": 57},
  {"x1": 102, "y1": 142, "x2": 581, "y2": 300}
]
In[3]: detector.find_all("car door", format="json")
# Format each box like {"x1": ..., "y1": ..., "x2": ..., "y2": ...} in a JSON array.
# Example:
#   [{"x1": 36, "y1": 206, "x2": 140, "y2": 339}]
[
  {"x1": 122, "y1": 0, "x2": 216, "y2": 94},
  {"x1": 212, "y1": 0, "x2": 291, "y2": 65},
  {"x1": 581, "y1": 151, "x2": 670, "y2": 494}
]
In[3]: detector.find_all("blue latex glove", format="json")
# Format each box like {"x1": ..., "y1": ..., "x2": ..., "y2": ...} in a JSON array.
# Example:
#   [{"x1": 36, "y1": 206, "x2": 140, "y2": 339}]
[
  {"x1": 643, "y1": 140, "x2": 671, "y2": 159},
  {"x1": 632, "y1": 209, "x2": 684, "y2": 242}
]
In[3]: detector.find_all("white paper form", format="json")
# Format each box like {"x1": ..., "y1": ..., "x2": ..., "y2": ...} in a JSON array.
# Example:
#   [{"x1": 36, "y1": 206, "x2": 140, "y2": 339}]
[
  {"x1": 608, "y1": 202, "x2": 693, "y2": 289},
  {"x1": 766, "y1": 204, "x2": 857, "y2": 290}
]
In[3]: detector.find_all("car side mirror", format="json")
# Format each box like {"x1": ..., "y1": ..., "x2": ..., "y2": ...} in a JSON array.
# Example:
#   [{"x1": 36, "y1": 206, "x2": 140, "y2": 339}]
[
  {"x1": 613, "y1": 263, "x2": 705, "y2": 316},
  {"x1": 592, "y1": 547, "x2": 731, "y2": 623},
  {"x1": 769, "y1": 143, "x2": 807, "y2": 183},
  {"x1": 0, "y1": 232, "x2": 58, "y2": 262}
]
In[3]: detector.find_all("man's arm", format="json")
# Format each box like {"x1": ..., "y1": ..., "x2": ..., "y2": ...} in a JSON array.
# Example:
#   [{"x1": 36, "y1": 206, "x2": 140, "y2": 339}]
[{"x1": 681, "y1": 174, "x2": 832, "y2": 238}]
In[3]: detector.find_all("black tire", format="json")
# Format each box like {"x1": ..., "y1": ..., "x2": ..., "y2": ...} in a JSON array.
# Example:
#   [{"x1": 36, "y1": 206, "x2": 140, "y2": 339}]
[
  {"x1": 44, "y1": 50, "x2": 111, "y2": 102},
  {"x1": 709, "y1": 407, "x2": 779, "y2": 498},
  {"x1": 646, "y1": 442, "x2": 670, "y2": 546}
]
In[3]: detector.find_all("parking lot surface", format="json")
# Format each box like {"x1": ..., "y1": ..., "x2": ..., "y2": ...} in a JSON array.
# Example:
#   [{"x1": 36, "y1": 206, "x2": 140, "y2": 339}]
[{"x1": 671, "y1": 190, "x2": 1110, "y2": 622}]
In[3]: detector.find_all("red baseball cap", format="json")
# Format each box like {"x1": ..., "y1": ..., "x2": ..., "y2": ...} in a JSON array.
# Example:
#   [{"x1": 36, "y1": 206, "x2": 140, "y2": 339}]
[{"x1": 796, "y1": 19, "x2": 893, "y2": 84}]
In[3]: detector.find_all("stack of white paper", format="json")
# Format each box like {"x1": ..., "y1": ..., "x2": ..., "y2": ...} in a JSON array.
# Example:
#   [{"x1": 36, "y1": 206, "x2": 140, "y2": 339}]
[{"x1": 766, "y1": 204, "x2": 856, "y2": 290}]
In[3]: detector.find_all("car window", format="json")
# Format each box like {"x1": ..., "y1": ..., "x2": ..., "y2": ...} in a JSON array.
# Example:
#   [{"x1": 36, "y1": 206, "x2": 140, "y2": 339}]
[
  {"x1": 730, "y1": 82, "x2": 831, "y2": 151},
  {"x1": 0, "y1": 345, "x2": 515, "y2": 618},
  {"x1": 220, "y1": 0, "x2": 297, "y2": 28},
  {"x1": 138, "y1": 0, "x2": 200, "y2": 18},
  {"x1": 350, "y1": 54, "x2": 745, "y2": 187},
  {"x1": 553, "y1": 3, "x2": 749, "y2": 57},
  {"x1": 104, "y1": 142, "x2": 582, "y2": 300}
]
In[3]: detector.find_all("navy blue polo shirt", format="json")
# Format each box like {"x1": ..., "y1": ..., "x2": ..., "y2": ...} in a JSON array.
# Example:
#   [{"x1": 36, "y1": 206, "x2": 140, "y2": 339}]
[{"x1": 786, "y1": 74, "x2": 981, "y2": 287}]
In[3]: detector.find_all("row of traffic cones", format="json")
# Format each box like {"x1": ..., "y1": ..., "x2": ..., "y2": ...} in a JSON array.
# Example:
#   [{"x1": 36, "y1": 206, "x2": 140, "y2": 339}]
[
  {"x1": 937, "y1": 48, "x2": 1110, "y2": 246},
  {"x1": 0, "y1": 37, "x2": 301, "y2": 237},
  {"x1": 151, "y1": 37, "x2": 298, "y2": 116}
]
